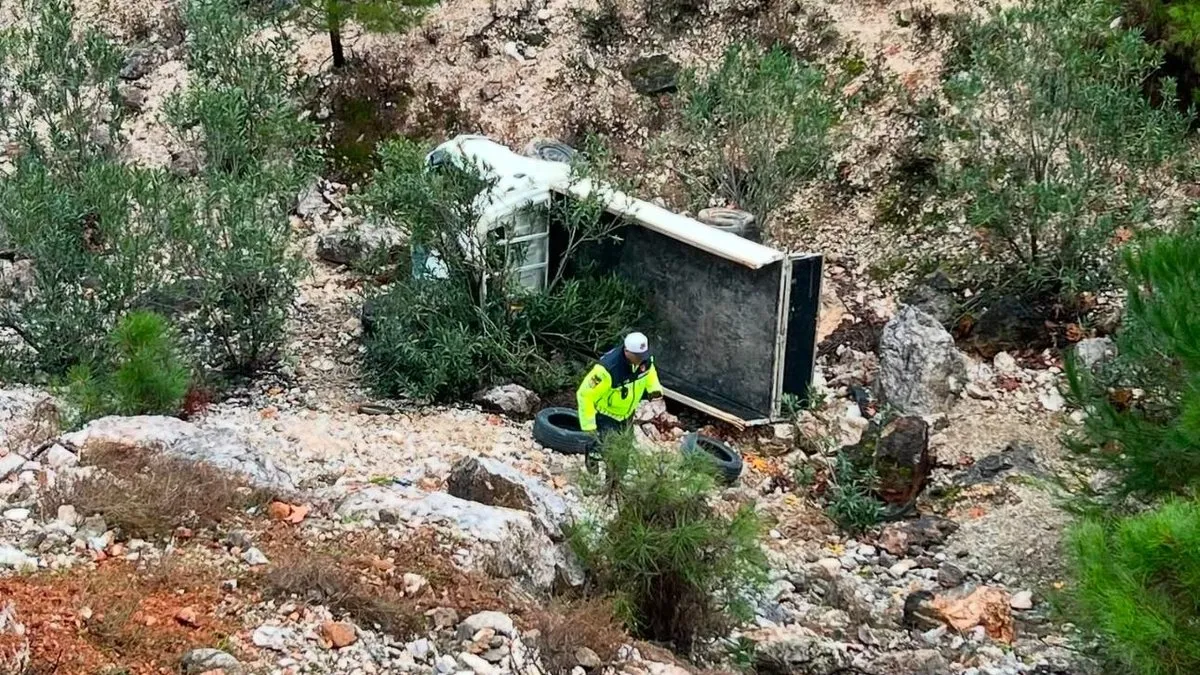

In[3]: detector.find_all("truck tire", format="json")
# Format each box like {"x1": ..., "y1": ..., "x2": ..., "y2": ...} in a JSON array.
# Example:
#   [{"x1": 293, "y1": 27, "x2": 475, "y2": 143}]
[
  {"x1": 698, "y1": 207, "x2": 756, "y2": 238},
  {"x1": 523, "y1": 138, "x2": 577, "y2": 164},
  {"x1": 680, "y1": 432, "x2": 743, "y2": 485},
  {"x1": 533, "y1": 407, "x2": 595, "y2": 455}
]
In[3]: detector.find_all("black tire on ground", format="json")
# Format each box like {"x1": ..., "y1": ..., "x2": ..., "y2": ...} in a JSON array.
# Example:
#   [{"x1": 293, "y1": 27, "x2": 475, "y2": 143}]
[
  {"x1": 533, "y1": 407, "x2": 595, "y2": 455},
  {"x1": 680, "y1": 432, "x2": 743, "y2": 485}
]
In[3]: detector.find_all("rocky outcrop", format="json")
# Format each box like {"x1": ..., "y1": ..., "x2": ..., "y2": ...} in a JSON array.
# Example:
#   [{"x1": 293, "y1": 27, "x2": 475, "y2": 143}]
[
  {"x1": 59, "y1": 416, "x2": 295, "y2": 491},
  {"x1": 622, "y1": 55, "x2": 680, "y2": 95},
  {"x1": 1074, "y1": 337, "x2": 1117, "y2": 370},
  {"x1": 878, "y1": 515, "x2": 959, "y2": 556},
  {"x1": 0, "y1": 389, "x2": 59, "y2": 459},
  {"x1": 473, "y1": 384, "x2": 540, "y2": 416},
  {"x1": 743, "y1": 625, "x2": 852, "y2": 675},
  {"x1": 870, "y1": 416, "x2": 931, "y2": 505},
  {"x1": 877, "y1": 305, "x2": 968, "y2": 415},
  {"x1": 336, "y1": 486, "x2": 575, "y2": 592},
  {"x1": 953, "y1": 441, "x2": 1042, "y2": 487},
  {"x1": 180, "y1": 648, "x2": 242, "y2": 674},
  {"x1": 316, "y1": 220, "x2": 406, "y2": 266},
  {"x1": 446, "y1": 456, "x2": 570, "y2": 539}
]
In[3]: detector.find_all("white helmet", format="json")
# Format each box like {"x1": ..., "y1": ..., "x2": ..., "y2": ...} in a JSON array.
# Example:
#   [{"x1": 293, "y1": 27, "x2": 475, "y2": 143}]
[{"x1": 624, "y1": 332, "x2": 649, "y2": 355}]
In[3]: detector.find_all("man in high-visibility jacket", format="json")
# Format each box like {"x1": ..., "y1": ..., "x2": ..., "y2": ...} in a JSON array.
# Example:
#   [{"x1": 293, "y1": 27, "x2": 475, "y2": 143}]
[{"x1": 577, "y1": 332, "x2": 663, "y2": 440}]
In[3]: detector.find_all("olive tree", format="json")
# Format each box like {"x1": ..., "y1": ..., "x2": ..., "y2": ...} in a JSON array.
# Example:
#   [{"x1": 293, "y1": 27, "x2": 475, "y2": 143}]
[{"x1": 938, "y1": 0, "x2": 1190, "y2": 301}]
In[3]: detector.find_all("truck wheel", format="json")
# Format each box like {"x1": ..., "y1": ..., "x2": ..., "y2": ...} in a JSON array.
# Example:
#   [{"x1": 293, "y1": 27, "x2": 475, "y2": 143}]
[
  {"x1": 533, "y1": 407, "x2": 595, "y2": 455},
  {"x1": 698, "y1": 207, "x2": 756, "y2": 238},
  {"x1": 523, "y1": 138, "x2": 577, "y2": 164},
  {"x1": 680, "y1": 432, "x2": 743, "y2": 485}
]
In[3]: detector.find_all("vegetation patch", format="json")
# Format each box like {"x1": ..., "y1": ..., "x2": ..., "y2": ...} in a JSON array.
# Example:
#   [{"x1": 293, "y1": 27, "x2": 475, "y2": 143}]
[
  {"x1": 39, "y1": 446, "x2": 272, "y2": 541},
  {"x1": 65, "y1": 311, "x2": 191, "y2": 423},
  {"x1": 670, "y1": 43, "x2": 846, "y2": 238},
  {"x1": 931, "y1": 0, "x2": 1190, "y2": 338},
  {"x1": 0, "y1": 558, "x2": 240, "y2": 674},
  {"x1": 0, "y1": 0, "x2": 313, "y2": 381},
  {"x1": 1068, "y1": 499, "x2": 1200, "y2": 675},
  {"x1": 260, "y1": 529, "x2": 528, "y2": 638},
  {"x1": 568, "y1": 431, "x2": 768, "y2": 653},
  {"x1": 358, "y1": 138, "x2": 650, "y2": 401}
]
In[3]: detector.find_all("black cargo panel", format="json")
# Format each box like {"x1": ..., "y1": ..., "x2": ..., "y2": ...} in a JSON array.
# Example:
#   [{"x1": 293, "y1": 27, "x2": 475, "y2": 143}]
[
  {"x1": 783, "y1": 254, "x2": 822, "y2": 402},
  {"x1": 615, "y1": 226, "x2": 783, "y2": 419}
]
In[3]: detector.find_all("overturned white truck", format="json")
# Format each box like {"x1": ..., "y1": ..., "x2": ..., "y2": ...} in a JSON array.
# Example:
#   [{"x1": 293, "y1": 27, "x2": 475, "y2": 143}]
[{"x1": 423, "y1": 135, "x2": 823, "y2": 427}]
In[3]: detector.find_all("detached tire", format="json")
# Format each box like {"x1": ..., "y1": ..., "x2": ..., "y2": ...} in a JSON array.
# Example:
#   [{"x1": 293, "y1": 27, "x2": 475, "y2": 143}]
[
  {"x1": 698, "y1": 208, "x2": 756, "y2": 238},
  {"x1": 523, "y1": 138, "x2": 577, "y2": 164},
  {"x1": 533, "y1": 407, "x2": 595, "y2": 455},
  {"x1": 681, "y1": 432, "x2": 743, "y2": 485}
]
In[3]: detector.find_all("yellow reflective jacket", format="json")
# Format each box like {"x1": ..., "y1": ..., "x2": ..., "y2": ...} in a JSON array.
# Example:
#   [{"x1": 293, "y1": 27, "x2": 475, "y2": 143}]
[{"x1": 577, "y1": 347, "x2": 662, "y2": 432}]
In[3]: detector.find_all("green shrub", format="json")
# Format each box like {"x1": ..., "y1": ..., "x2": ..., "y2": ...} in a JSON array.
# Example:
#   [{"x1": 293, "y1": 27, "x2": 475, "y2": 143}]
[
  {"x1": 825, "y1": 452, "x2": 884, "y2": 533},
  {"x1": 937, "y1": 0, "x2": 1189, "y2": 306},
  {"x1": 359, "y1": 138, "x2": 650, "y2": 400},
  {"x1": 1066, "y1": 225, "x2": 1200, "y2": 499},
  {"x1": 287, "y1": 0, "x2": 433, "y2": 69},
  {"x1": 0, "y1": 0, "x2": 125, "y2": 169},
  {"x1": 1128, "y1": 0, "x2": 1200, "y2": 96},
  {"x1": 364, "y1": 275, "x2": 646, "y2": 400},
  {"x1": 568, "y1": 431, "x2": 768, "y2": 653},
  {"x1": 1067, "y1": 499, "x2": 1200, "y2": 674},
  {"x1": 673, "y1": 43, "x2": 844, "y2": 234},
  {"x1": 67, "y1": 312, "x2": 191, "y2": 422},
  {"x1": 0, "y1": 0, "x2": 311, "y2": 379}
]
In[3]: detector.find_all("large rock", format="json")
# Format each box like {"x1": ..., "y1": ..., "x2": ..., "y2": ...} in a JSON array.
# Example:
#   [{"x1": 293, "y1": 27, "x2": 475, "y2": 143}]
[
  {"x1": 877, "y1": 306, "x2": 967, "y2": 415},
  {"x1": 1074, "y1": 337, "x2": 1117, "y2": 371},
  {"x1": 473, "y1": 384, "x2": 539, "y2": 416},
  {"x1": 901, "y1": 270, "x2": 958, "y2": 326},
  {"x1": 295, "y1": 178, "x2": 330, "y2": 219},
  {"x1": 180, "y1": 647, "x2": 242, "y2": 674},
  {"x1": 337, "y1": 486, "x2": 574, "y2": 592},
  {"x1": 0, "y1": 453, "x2": 25, "y2": 481},
  {"x1": 119, "y1": 48, "x2": 154, "y2": 80},
  {"x1": 447, "y1": 456, "x2": 570, "y2": 539},
  {"x1": 953, "y1": 440, "x2": 1041, "y2": 487},
  {"x1": 0, "y1": 388, "x2": 60, "y2": 459},
  {"x1": 60, "y1": 416, "x2": 295, "y2": 491},
  {"x1": 878, "y1": 515, "x2": 958, "y2": 556},
  {"x1": 0, "y1": 545, "x2": 35, "y2": 571},
  {"x1": 622, "y1": 55, "x2": 680, "y2": 95},
  {"x1": 743, "y1": 625, "x2": 852, "y2": 675},
  {"x1": 316, "y1": 220, "x2": 406, "y2": 266},
  {"x1": 0, "y1": 259, "x2": 35, "y2": 302},
  {"x1": 870, "y1": 416, "x2": 931, "y2": 505}
]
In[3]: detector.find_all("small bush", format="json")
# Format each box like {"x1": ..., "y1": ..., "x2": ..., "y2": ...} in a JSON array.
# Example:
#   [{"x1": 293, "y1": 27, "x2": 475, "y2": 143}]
[
  {"x1": 673, "y1": 43, "x2": 844, "y2": 234},
  {"x1": 1066, "y1": 225, "x2": 1200, "y2": 499},
  {"x1": 0, "y1": 0, "x2": 312, "y2": 379},
  {"x1": 1067, "y1": 499, "x2": 1200, "y2": 674},
  {"x1": 936, "y1": 0, "x2": 1189, "y2": 308},
  {"x1": 262, "y1": 531, "x2": 521, "y2": 638},
  {"x1": 39, "y1": 446, "x2": 268, "y2": 540},
  {"x1": 264, "y1": 551, "x2": 424, "y2": 637},
  {"x1": 824, "y1": 453, "x2": 884, "y2": 533},
  {"x1": 528, "y1": 600, "x2": 627, "y2": 674},
  {"x1": 568, "y1": 431, "x2": 768, "y2": 653},
  {"x1": 66, "y1": 311, "x2": 191, "y2": 421}
]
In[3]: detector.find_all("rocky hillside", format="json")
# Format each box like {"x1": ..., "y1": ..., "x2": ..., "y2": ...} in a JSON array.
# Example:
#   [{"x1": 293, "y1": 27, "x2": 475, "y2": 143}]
[{"x1": 0, "y1": 0, "x2": 1158, "y2": 673}]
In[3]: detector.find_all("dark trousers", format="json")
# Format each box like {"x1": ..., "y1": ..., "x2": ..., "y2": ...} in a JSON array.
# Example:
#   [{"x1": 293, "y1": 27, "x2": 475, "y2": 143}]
[{"x1": 586, "y1": 414, "x2": 628, "y2": 472}]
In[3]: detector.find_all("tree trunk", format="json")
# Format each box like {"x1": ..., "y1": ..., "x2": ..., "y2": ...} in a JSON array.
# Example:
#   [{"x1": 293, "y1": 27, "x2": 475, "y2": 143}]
[{"x1": 329, "y1": 20, "x2": 345, "y2": 68}]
